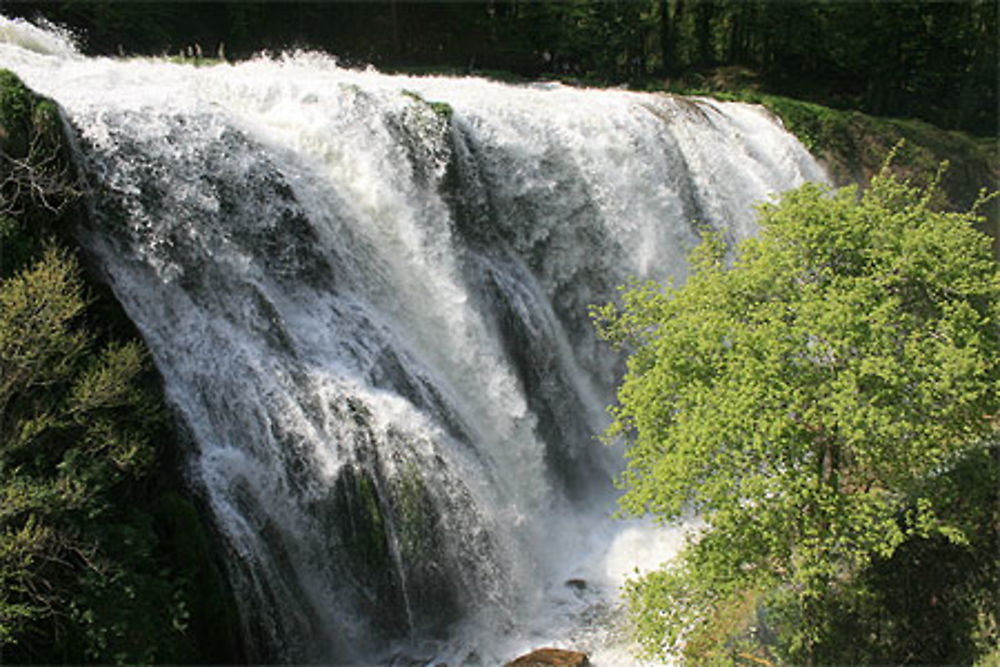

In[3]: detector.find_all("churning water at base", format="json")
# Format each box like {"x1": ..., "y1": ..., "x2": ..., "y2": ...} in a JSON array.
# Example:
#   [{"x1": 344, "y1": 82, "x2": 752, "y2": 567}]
[{"x1": 1, "y1": 17, "x2": 827, "y2": 664}]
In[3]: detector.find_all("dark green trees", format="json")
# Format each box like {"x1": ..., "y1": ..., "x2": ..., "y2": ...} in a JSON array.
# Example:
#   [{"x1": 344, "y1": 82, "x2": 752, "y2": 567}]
[
  {"x1": 0, "y1": 247, "x2": 187, "y2": 662},
  {"x1": 6, "y1": 1, "x2": 996, "y2": 135},
  {"x1": 0, "y1": 70, "x2": 238, "y2": 664},
  {"x1": 594, "y1": 167, "x2": 1000, "y2": 664}
]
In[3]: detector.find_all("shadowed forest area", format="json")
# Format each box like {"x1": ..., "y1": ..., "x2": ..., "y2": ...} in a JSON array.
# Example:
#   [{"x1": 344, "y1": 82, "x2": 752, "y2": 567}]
[{"x1": 5, "y1": 0, "x2": 998, "y2": 137}]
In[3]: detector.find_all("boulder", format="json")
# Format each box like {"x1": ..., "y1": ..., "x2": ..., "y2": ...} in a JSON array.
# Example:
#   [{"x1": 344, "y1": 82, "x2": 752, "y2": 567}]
[{"x1": 504, "y1": 647, "x2": 590, "y2": 666}]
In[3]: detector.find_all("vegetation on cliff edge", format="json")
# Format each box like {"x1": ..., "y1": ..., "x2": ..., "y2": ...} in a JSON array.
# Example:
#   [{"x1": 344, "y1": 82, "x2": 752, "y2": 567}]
[{"x1": 0, "y1": 69, "x2": 240, "y2": 664}]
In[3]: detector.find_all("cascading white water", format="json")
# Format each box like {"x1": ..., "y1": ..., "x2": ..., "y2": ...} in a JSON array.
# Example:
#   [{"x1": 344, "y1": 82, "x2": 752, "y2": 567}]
[{"x1": 1, "y1": 17, "x2": 827, "y2": 665}]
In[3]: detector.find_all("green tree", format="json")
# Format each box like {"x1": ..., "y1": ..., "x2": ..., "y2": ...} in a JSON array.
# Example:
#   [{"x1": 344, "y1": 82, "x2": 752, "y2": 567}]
[
  {"x1": 0, "y1": 244, "x2": 191, "y2": 663},
  {"x1": 0, "y1": 69, "x2": 242, "y2": 664},
  {"x1": 593, "y1": 165, "x2": 1000, "y2": 664}
]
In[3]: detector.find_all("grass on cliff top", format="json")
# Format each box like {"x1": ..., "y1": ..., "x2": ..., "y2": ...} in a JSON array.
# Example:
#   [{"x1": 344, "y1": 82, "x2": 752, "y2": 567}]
[{"x1": 649, "y1": 67, "x2": 995, "y2": 199}]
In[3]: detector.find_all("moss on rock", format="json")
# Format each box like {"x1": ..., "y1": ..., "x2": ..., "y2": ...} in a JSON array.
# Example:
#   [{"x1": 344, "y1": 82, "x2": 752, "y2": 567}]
[
  {"x1": 0, "y1": 69, "x2": 33, "y2": 157},
  {"x1": 402, "y1": 88, "x2": 454, "y2": 120}
]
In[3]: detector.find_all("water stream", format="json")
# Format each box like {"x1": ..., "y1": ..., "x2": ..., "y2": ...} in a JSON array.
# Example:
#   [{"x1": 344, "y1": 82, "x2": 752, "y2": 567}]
[{"x1": 0, "y1": 17, "x2": 827, "y2": 664}]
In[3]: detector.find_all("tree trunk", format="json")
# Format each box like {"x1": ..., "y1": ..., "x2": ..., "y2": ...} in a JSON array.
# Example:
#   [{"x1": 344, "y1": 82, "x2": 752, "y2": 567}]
[
  {"x1": 659, "y1": 0, "x2": 684, "y2": 75},
  {"x1": 390, "y1": 0, "x2": 401, "y2": 59},
  {"x1": 695, "y1": 0, "x2": 714, "y2": 68}
]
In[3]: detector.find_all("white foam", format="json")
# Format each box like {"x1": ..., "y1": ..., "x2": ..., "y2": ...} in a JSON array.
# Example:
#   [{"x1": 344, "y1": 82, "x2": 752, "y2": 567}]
[{"x1": 0, "y1": 17, "x2": 827, "y2": 663}]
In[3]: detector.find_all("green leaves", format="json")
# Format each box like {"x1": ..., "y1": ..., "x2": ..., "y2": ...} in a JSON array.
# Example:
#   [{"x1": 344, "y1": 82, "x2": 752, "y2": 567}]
[
  {"x1": 0, "y1": 220, "x2": 179, "y2": 665},
  {"x1": 599, "y1": 166, "x2": 1000, "y2": 663},
  {"x1": 0, "y1": 71, "x2": 210, "y2": 664},
  {"x1": 0, "y1": 246, "x2": 88, "y2": 412}
]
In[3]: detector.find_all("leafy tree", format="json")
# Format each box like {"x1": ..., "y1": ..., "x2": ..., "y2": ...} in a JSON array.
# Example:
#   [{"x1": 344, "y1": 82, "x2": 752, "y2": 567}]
[
  {"x1": 593, "y1": 164, "x2": 1000, "y2": 664},
  {"x1": 0, "y1": 244, "x2": 190, "y2": 663},
  {"x1": 0, "y1": 69, "x2": 242, "y2": 664},
  {"x1": 0, "y1": 69, "x2": 181, "y2": 662}
]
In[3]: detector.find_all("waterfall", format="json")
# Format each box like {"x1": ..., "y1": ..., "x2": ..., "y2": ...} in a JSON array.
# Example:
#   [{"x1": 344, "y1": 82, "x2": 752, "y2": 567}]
[{"x1": 0, "y1": 17, "x2": 827, "y2": 664}]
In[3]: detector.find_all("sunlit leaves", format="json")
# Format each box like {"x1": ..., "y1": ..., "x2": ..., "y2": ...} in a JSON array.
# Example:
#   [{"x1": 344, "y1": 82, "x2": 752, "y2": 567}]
[
  {"x1": 0, "y1": 245, "x2": 172, "y2": 660},
  {"x1": 597, "y1": 166, "x2": 1000, "y2": 662}
]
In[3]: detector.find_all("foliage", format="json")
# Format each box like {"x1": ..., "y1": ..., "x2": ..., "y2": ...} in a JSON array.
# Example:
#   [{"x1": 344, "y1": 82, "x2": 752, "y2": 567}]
[
  {"x1": 821, "y1": 445, "x2": 999, "y2": 664},
  {"x1": 0, "y1": 69, "x2": 81, "y2": 279},
  {"x1": 593, "y1": 165, "x2": 1000, "y2": 664},
  {"x1": 0, "y1": 244, "x2": 190, "y2": 663},
  {"x1": 0, "y1": 69, "x2": 239, "y2": 664},
  {"x1": 694, "y1": 90, "x2": 997, "y2": 220},
  {"x1": 5, "y1": 0, "x2": 996, "y2": 136}
]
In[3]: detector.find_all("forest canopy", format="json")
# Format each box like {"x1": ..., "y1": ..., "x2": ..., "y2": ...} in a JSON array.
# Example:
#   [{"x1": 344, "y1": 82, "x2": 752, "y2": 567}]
[{"x1": 4, "y1": 0, "x2": 997, "y2": 137}]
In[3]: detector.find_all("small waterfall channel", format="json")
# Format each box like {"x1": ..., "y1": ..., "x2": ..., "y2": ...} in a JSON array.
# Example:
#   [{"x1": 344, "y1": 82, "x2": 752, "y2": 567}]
[{"x1": 0, "y1": 17, "x2": 827, "y2": 664}]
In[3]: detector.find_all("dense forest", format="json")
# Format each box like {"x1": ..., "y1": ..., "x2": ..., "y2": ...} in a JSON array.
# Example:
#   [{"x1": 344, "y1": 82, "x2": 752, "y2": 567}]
[{"x1": 5, "y1": 0, "x2": 998, "y2": 137}]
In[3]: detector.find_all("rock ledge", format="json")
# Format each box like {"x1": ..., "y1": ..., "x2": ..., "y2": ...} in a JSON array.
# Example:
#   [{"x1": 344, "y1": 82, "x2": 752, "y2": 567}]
[{"x1": 504, "y1": 647, "x2": 590, "y2": 666}]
